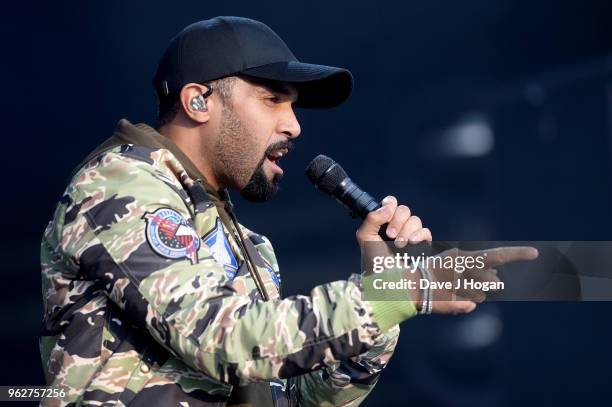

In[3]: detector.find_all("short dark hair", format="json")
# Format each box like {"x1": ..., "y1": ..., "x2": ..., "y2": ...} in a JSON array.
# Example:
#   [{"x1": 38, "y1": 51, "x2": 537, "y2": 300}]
[{"x1": 155, "y1": 76, "x2": 237, "y2": 129}]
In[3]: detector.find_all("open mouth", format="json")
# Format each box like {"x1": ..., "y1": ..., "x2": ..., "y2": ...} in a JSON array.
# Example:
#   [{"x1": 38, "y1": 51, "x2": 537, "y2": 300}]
[{"x1": 266, "y1": 147, "x2": 290, "y2": 175}]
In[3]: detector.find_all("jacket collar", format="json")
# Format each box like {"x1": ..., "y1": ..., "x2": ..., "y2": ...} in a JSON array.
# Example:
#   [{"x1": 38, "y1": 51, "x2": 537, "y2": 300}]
[{"x1": 78, "y1": 119, "x2": 227, "y2": 204}]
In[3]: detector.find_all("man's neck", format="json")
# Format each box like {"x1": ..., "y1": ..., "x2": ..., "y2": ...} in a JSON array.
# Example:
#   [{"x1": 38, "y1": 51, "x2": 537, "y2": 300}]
[{"x1": 157, "y1": 123, "x2": 223, "y2": 191}]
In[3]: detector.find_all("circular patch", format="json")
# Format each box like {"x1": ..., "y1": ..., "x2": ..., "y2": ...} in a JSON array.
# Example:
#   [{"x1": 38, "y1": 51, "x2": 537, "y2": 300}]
[{"x1": 143, "y1": 208, "x2": 200, "y2": 264}]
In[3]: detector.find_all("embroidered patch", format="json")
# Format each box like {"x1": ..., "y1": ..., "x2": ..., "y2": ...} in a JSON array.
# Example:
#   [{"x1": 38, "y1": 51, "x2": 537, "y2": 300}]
[
  {"x1": 143, "y1": 208, "x2": 200, "y2": 264},
  {"x1": 203, "y1": 218, "x2": 239, "y2": 279}
]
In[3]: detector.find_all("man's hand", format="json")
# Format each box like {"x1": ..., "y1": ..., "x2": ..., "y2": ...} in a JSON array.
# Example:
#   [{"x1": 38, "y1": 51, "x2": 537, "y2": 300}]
[
  {"x1": 355, "y1": 195, "x2": 538, "y2": 316},
  {"x1": 425, "y1": 246, "x2": 539, "y2": 314},
  {"x1": 356, "y1": 195, "x2": 433, "y2": 312},
  {"x1": 356, "y1": 196, "x2": 431, "y2": 248}
]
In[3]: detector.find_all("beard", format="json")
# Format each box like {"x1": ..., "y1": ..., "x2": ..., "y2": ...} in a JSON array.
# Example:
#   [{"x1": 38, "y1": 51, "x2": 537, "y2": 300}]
[
  {"x1": 240, "y1": 154, "x2": 279, "y2": 202},
  {"x1": 213, "y1": 104, "x2": 293, "y2": 203}
]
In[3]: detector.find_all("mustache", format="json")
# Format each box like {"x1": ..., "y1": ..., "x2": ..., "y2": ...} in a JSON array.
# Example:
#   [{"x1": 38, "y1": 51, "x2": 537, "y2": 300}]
[{"x1": 264, "y1": 140, "x2": 295, "y2": 156}]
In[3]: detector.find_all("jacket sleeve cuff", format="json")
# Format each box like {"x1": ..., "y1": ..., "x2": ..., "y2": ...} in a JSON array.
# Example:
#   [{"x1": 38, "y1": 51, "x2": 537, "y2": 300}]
[{"x1": 362, "y1": 273, "x2": 417, "y2": 332}]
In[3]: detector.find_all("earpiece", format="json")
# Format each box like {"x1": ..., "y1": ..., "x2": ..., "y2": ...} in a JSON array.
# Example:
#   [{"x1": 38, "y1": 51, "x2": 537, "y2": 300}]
[
  {"x1": 189, "y1": 86, "x2": 213, "y2": 112},
  {"x1": 190, "y1": 95, "x2": 207, "y2": 112}
]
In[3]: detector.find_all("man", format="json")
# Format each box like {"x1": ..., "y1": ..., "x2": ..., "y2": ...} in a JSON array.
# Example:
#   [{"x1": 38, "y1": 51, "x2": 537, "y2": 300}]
[{"x1": 40, "y1": 17, "x2": 533, "y2": 406}]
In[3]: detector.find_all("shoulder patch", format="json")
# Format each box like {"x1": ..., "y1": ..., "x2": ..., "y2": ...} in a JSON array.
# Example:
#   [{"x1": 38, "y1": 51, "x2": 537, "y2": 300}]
[
  {"x1": 143, "y1": 208, "x2": 200, "y2": 264},
  {"x1": 202, "y1": 218, "x2": 239, "y2": 279}
]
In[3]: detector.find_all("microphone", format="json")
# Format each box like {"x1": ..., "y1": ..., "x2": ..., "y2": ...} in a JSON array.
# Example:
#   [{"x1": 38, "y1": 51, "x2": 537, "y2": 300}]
[{"x1": 305, "y1": 154, "x2": 391, "y2": 241}]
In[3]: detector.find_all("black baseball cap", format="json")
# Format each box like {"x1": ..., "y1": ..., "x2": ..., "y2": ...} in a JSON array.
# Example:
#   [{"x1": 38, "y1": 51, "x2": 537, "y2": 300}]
[{"x1": 153, "y1": 16, "x2": 353, "y2": 110}]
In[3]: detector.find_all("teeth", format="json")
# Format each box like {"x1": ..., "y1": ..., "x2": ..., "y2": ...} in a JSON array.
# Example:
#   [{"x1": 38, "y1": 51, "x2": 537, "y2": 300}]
[{"x1": 269, "y1": 149, "x2": 288, "y2": 159}]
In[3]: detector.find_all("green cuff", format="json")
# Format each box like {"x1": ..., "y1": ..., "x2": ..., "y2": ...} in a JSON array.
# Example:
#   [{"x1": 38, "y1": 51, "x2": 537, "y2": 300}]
[{"x1": 362, "y1": 273, "x2": 417, "y2": 332}]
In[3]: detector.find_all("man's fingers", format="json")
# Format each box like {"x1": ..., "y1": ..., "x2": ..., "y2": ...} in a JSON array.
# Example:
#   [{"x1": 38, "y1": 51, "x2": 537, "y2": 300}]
[
  {"x1": 433, "y1": 300, "x2": 477, "y2": 314},
  {"x1": 465, "y1": 267, "x2": 499, "y2": 282},
  {"x1": 471, "y1": 291, "x2": 487, "y2": 303},
  {"x1": 386, "y1": 205, "x2": 411, "y2": 239},
  {"x1": 457, "y1": 282, "x2": 489, "y2": 302},
  {"x1": 409, "y1": 227, "x2": 431, "y2": 244},
  {"x1": 356, "y1": 195, "x2": 397, "y2": 241},
  {"x1": 401, "y1": 215, "x2": 422, "y2": 240},
  {"x1": 482, "y1": 246, "x2": 539, "y2": 268},
  {"x1": 395, "y1": 226, "x2": 431, "y2": 248},
  {"x1": 482, "y1": 268, "x2": 500, "y2": 283},
  {"x1": 393, "y1": 214, "x2": 425, "y2": 247},
  {"x1": 452, "y1": 295, "x2": 478, "y2": 312}
]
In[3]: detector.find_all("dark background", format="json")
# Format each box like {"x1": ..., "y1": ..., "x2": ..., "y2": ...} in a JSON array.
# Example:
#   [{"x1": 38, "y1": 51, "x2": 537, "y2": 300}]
[{"x1": 3, "y1": 1, "x2": 612, "y2": 405}]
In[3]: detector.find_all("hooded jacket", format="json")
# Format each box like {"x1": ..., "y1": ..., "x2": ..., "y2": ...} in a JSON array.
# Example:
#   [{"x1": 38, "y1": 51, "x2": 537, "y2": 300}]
[{"x1": 40, "y1": 119, "x2": 415, "y2": 406}]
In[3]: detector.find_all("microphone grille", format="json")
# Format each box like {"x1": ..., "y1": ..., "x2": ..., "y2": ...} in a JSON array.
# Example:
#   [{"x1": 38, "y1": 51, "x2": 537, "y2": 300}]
[{"x1": 305, "y1": 154, "x2": 348, "y2": 195}]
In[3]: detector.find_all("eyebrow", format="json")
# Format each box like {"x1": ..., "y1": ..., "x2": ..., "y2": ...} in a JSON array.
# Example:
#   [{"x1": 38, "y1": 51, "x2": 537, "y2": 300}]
[
  {"x1": 248, "y1": 77, "x2": 298, "y2": 102},
  {"x1": 265, "y1": 81, "x2": 292, "y2": 95}
]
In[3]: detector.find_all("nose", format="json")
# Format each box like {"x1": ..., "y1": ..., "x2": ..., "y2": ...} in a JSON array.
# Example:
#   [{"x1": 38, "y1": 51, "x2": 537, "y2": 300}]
[{"x1": 278, "y1": 105, "x2": 301, "y2": 139}]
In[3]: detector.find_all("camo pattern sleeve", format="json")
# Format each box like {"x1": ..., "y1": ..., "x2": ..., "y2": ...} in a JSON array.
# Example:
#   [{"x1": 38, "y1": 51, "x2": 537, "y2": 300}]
[
  {"x1": 239, "y1": 225, "x2": 404, "y2": 406},
  {"x1": 45, "y1": 148, "x2": 407, "y2": 391},
  {"x1": 298, "y1": 324, "x2": 401, "y2": 406}
]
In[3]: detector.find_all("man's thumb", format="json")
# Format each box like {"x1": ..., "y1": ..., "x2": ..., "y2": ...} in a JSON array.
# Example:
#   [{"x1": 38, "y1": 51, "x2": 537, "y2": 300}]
[{"x1": 358, "y1": 196, "x2": 396, "y2": 238}]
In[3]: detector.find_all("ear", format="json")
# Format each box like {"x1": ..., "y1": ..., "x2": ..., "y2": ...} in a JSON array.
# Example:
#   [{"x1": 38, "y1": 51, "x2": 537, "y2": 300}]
[{"x1": 180, "y1": 83, "x2": 214, "y2": 124}]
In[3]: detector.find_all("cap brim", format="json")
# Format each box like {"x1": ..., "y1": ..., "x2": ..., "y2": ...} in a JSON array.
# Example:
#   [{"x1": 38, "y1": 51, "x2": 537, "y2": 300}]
[{"x1": 240, "y1": 61, "x2": 353, "y2": 108}]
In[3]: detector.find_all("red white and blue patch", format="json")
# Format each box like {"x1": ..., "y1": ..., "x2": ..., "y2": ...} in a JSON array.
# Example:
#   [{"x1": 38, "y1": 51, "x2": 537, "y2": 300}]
[{"x1": 143, "y1": 208, "x2": 200, "y2": 265}]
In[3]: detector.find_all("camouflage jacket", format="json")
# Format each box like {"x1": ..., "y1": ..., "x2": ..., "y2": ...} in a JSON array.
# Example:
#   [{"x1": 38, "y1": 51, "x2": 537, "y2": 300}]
[{"x1": 40, "y1": 119, "x2": 416, "y2": 406}]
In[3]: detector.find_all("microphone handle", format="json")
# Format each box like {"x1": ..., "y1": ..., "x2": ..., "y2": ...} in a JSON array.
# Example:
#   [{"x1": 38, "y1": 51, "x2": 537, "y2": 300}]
[{"x1": 335, "y1": 178, "x2": 393, "y2": 242}]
